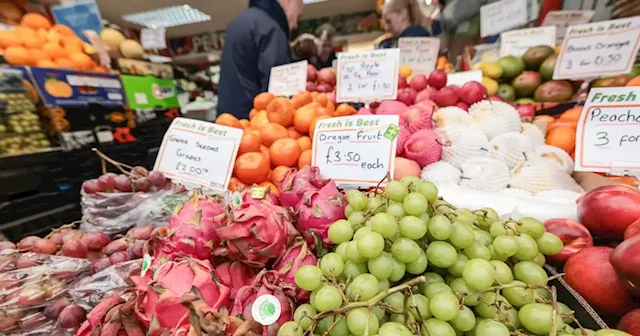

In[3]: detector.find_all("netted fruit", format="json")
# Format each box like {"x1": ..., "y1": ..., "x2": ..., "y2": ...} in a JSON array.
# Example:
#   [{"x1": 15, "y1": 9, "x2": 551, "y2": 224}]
[
  {"x1": 521, "y1": 123, "x2": 545, "y2": 147},
  {"x1": 420, "y1": 161, "x2": 462, "y2": 186},
  {"x1": 402, "y1": 100, "x2": 436, "y2": 133},
  {"x1": 529, "y1": 144, "x2": 574, "y2": 173},
  {"x1": 460, "y1": 157, "x2": 511, "y2": 192},
  {"x1": 403, "y1": 130, "x2": 442, "y2": 167},
  {"x1": 441, "y1": 128, "x2": 491, "y2": 168},
  {"x1": 433, "y1": 106, "x2": 472, "y2": 128},
  {"x1": 511, "y1": 161, "x2": 583, "y2": 193},
  {"x1": 489, "y1": 132, "x2": 533, "y2": 169},
  {"x1": 469, "y1": 100, "x2": 522, "y2": 139}
]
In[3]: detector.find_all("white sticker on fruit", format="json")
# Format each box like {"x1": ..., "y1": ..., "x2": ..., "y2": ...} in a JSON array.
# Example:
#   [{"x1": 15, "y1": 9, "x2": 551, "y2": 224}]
[
  {"x1": 268, "y1": 60, "x2": 308, "y2": 97},
  {"x1": 153, "y1": 117, "x2": 243, "y2": 189},
  {"x1": 541, "y1": 10, "x2": 595, "y2": 44},
  {"x1": 251, "y1": 295, "x2": 281, "y2": 326},
  {"x1": 311, "y1": 115, "x2": 399, "y2": 187},
  {"x1": 574, "y1": 87, "x2": 640, "y2": 174},
  {"x1": 336, "y1": 49, "x2": 400, "y2": 103},
  {"x1": 446, "y1": 70, "x2": 482, "y2": 87},
  {"x1": 553, "y1": 17, "x2": 640, "y2": 80},
  {"x1": 480, "y1": 0, "x2": 528, "y2": 37},
  {"x1": 398, "y1": 37, "x2": 440, "y2": 76},
  {"x1": 500, "y1": 26, "x2": 557, "y2": 58}
]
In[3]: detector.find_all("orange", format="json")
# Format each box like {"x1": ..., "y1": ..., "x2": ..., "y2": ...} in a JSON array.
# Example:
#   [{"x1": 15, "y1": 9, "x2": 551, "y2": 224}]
[
  {"x1": 42, "y1": 42, "x2": 68, "y2": 59},
  {"x1": 260, "y1": 145, "x2": 271, "y2": 164},
  {"x1": 291, "y1": 91, "x2": 313, "y2": 109},
  {"x1": 4, "y1": 46, "x2": 31, "y2": 66},
  {"x1": 258, "y1": 181, "x2": 279, "y2": 196},
  {"x1": 287, "y1": 127, "x2": 302, "y2": 139},
  {"x1": 559, "y1": 106, "x2": 583, "y2": 122},
  {"x1": 228, "y1": 177, "x2": 247, "y2": 192},
  {"x1": 61, "y1": 36, "x2": 84, "y2": 54},
  {"x1": 29, "y1": 48, "x2": 50, "y2": 64},
  {"x1": 21, "y1": 34, "x2": 44, "y2": 49},
  {"x1": 21, "y1": 13, "x2": 52, "y2": 30},
  {"x1": 254, "y1": 92, "x2": 276, "y2": 110},
  {"x1": 216, "y1": 113, "x2": 243, "y2": 129},
  {"x1": 335, "y1": 103, "x2": 357, "y2": 117},
  {"x1": 249, "y1": 109, "x2": 258, "y2": 120},
  {"x1": 239, "y1": 119, "x2": 250, "y2": 129},
  {"x1": 270, "y1": 138, "x2": 302, "y2": 167},
  {"x1": 51, "y1": 24, "x2": 75, "y2": 37},
  {"x1": 546, "y1": 127, "x2": 576, "y2": 154},
  {"x1": 298, "y1": 149, "x2": 312, "y2": 169},
  {"x1": 310, "y1": 92, "x2": 319, "y2": 98},
  {"x1": 250, "y1": 110, "x2": 269, "y2": 128},
  {"x1": 0, "y1": 31, "x2": 22, "y2": 48},
  {"x1": 314, "y1": 93, "x2": 329, "y2": 107},
  {"x1": 36, "y1": 60, "x2": 57, "y2": 68},
  {"x1": 293, "y1": 103, "x2": 317, "y2": 134},
  {"x1": 54, "y1": 57, "x2": 75, "y2": 69},
  {"x1": 626, "y1": 75, "x2": 640, "y2": 87},
  {"x1": 548, "y1": 119, "x2": 577, "y2": 132},
  {"x1": 535, "y1": 115, "x2": 555, "y2": 124},
  {"x1": 69, "y1": 52, "x2": 93, "y2": 71},
  {"x1": 13, "y1": 26, "x2": 38, "y2": 39},
  {"x1": 309, "y1": 116, "x2": 330, "y2": 138},
  {"x1": 260, "y1": 122, "x2": 288, "y2": 147},
  {"x1": 266, "y1": 97, "x2": 295, "y2": 127},
  {"x1": 92, "y1": 66, "x2": 108, "y2": 73},
  {"x1": 234, "y1": 152, "x2": 270, "y2": 185},
  {"x1": 271, "y1": 165, "x2": 293, "y2": 188},
  {"x1": 266, "y1": 169, "x2": 273, "y2": 182},
  {"x1": 238, "y1": 131, "x2": 262, "y2": 156},
  {"x1": 297, "y1": 136, "x2": 312, "y2": 152}
]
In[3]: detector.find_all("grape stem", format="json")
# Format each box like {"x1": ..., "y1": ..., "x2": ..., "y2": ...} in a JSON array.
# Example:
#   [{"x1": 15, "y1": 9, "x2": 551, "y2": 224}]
[
  {"x1": 43, "y1": 222, "x2": 80, "y2": 239},
  {"x1": 550, "y1": 286, "x2": 558, "y2": 336},
  {"x1": 322, "y1": 315, "x2": 343, "y2": 336},
  {"x1": 461, "y1": 273, "x2": 565, "y2": 299},
  {"x1": 91, "y1": 148, "x2": 135, "y2": 176}
]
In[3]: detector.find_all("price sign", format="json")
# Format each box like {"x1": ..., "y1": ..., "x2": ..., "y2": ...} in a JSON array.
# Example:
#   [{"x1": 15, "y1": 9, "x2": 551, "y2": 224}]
[
  {"x1": 541, "y1": 10, "x2": 595, "y2": 44},
  {"x1": 446, "y1": 70, "x2": 482, "y2": 87},
  {"x1": 574, "y1": 87, "x2": 640, "y2": 174},
  {"x1": 398, "y1": 37, "x2": 440, "y2": 76},
  {"x1": 480, "y1": 0, "x2": 528, "y2": 37},
  {"x1": 336, "y1": 49, "x2": 400, "y2": 103},
  {"x1": 268, "y1": 60, "x2": 308, "y2": 97},
  {"x1": 311, "y1": 115, "x2": 400, "y2": 187},
  {"x1": 553, "y1": 17, "x2": 640, "y2": 80},
  {"x1": 500, "y1": 26, "x2": 557, "y2": 58},
  {"x1": 141, "y1": 28, "x2": 167, "y2": 49},
  {"x1": 154, "y1": 118, "x2": 243, "y2": 189}
]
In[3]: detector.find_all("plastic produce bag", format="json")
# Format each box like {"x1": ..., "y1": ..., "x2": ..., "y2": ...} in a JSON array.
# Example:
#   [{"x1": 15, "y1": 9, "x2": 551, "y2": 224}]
[
  {"x1": 68, "y1": 259, "x2": 141, "y2": 308},
  {"x1": 0, "y1": 251, "x2": 96, "y2": 273}
]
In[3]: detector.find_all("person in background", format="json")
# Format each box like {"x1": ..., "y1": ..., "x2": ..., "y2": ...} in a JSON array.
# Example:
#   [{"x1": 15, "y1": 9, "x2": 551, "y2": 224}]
[
  {"x1": 379, "y1": 0, "x2": 429, "y2": 49},
  {"x1": 217, "y1": 0, "x2": 304, "y2": 119},
  {"x1": 291, "y1": 33, "x2": 318, "y2": 65},
  {"x1": 314, "y1": 23, "x2": 337, "y2": 69}
]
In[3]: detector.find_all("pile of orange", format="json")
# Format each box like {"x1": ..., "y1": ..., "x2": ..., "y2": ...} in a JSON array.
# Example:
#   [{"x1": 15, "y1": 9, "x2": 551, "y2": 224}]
[
  {"x1": 220, "y1": 91, "x2": 357, "y2": 192},
  {"x1": 536, "y1": 106, "x2": 582, "y2": 157},
  {"x1": 0, "y1": 13, "x2": 105, "y2": 72}
]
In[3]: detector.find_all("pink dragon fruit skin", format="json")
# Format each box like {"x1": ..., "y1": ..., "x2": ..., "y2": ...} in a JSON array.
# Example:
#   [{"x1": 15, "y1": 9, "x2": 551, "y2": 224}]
[
  {"x1": 404, "y1": 129, "x2": 443, "y2": 167},
  {"x1": 396, "y1": 126, "x2": 411, "y2": 157},
  {"x1": 296, "y1": 180, "x2": 346, "y2": 247},
  {"x1": 214, "y1": 201, "x2": 298, "y2": 268},
  {"x1": 273, "y1": 238, "x2": 317, "y2": 301},
  {"x1": 214, "y1": 261, "x2": 257, "y2": 297},
  {"x1": 278, "y1": 166, "x2": 329, "y2": 208}
]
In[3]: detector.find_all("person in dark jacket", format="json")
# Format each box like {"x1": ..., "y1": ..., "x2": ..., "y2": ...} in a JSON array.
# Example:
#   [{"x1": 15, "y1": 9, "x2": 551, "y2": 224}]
[
  {"x1": 378, "y1": 0, "x2": 429, "y2": 49},
  {"x1": 217, "y1": 0, "x2": 303, "y2": 119}
]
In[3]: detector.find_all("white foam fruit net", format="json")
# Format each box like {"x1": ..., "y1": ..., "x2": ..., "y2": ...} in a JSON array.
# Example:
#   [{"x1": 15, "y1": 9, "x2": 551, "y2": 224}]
[
  {"x1": 533, "y1": 189, "x2": 583, "y2": 202},
  {"x1": 421, "y1": 161, "x2": 462, "y2": 186},
  {"x1": 510, "y1": 161, "x2": 584, "y2": 193},
  {"x1": 529, "y1": 145, "x2": 575, "y2": 174},
  {"x1": 469, "y1": 100, "x2": 522, "y2": 140},
  {"x1": 460, "y1": 157, "x2": 511, "y2": 192},
  {"x1": 489, "y1": 132, "x2": 534, "y2": 169},
  {"x1": 442, "y1": 128, "x2": 491, "y2": 168},
  {"x1": 498, "y1": 188, "x2": 534, "y2": 198},
  {"x1": 521, "y1": 123, "x2": 546, "y2": 147},
  {"x1": 433, "y1": 107, "x2": 473, "y2": 128}
]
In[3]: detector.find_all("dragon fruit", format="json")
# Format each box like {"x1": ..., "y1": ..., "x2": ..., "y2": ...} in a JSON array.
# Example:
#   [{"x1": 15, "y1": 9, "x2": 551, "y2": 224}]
[
  {"x1": 214, "y1": 202, "x2": 298, "y2": 268},
  {"x1": 273, "y1": 238, "x2": 317, "y2": 301},
  {"x1": 240, "y1": 186, "x2": 280, "y2": 206},
  {"x1": 279, "y1": 166, "x2": 328, "y2": 208},
  {"x1": 396, "y1": 127, "x2": 411, "y2": 156},
  {"x1": 403, "y1": 130, "x2": 443, "y2": 167},
  {"x1": 296, "y1": 180, "x2": 346, "y2": 247},
  {"x1": 77, "y1": 296, "x2": 144, "y2": 336},
  {"x1": 232, "y1": 270, "x2": 296, "y2": 336},
  {"x1": 214, "y1": 261, "x2": 257, "y2": 297}
]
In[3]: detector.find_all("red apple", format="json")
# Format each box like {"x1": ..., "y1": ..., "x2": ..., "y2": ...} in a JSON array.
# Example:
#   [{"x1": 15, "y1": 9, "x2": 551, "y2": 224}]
[
  {"x1": 488, "y1": 95, "x2": 504, "y2": 102},
  {"x1": 317, "y1": 68, "x2": 336, "y2": 86},
  {"x1": 307, "y1": 64, "x2": 317, "y2": 82},
  {"x1": 316, "y1": 83, "x2": 332, "y2": 93},
  {"x1": 410, "y1": 74, "x2": 428, "y2": 92},
  {"x1": 459, "y1": 81, "x2": 487, "y2": 105},
  {"x1": 428, "y1": 70, "x2": 447, "y2": 89},
  {"x1": 516, "y1": 104, "x2": 536, "y2": 120},
  {"x1": 397, "y1": 87, "x2": 417, "y2": 106},
  {"x1": 624, "y1": 217, "x2": 640, "y2": 240},
  {"x1": 618, "y1": 309, "x2": 640, "y2": 335},
  {"x1": 577, "y1": 185, "x2": 640, "y2": 239},
  {"x1": 543, "y1": 218, "x2": 594, "y2": 264},
  {"x1": 306, "y1": 81, "x2": 317, "y2": 92},
  {"x1": 564, "y1": 246, "x2": 636, "y2": 316},
  {"x1": 398, "y1": 75, "x2": 408, "y2": 89},
  {"x1": 611, "y1": 234, "x2": 640, "y2": 298},
  {"x1": 455, "y1": 102, "x2": 469, "y2": 111},
  {"x1": 415, "y1": 87, "x2": 437, "y2": 104},
  {"x1": 432, "y1": 87, "x2": 459, "y2": 107}
]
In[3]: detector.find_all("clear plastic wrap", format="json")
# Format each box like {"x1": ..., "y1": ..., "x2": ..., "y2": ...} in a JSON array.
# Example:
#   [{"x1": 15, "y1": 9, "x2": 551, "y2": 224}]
[
  {"x1": 0, "y1": 251, "x2": 92, "y2": 273},
  {"x1": 69, "y1": 259, "x2": 141, "y2": 308}
]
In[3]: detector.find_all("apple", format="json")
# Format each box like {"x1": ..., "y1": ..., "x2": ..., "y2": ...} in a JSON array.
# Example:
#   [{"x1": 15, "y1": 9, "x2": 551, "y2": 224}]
[
  {"x1": 624, "y1": 217, "x2": 640, "y2": 240},
  {"x1": 577, "y1": 185, "x2": 640, "y2": 239},
  {"x1": 455, "y1": 102, "x2": 469, "y2": 111},
  {"x1": 398, "y1": 75, "x2": 408, "y2": 89},
  {"x1": 488, "y1": 96, "x2": 504, "y2": 102},
  {"x1": 317, "y1": 68, "x2": 336, "y2": 86},
  {"x1": 306, "y1": 81, "x2": 317, "y2": 92},
  {"x1": 397, "y1": 87, "x2": 417, "y2": 106},
  {"x1": 316, "y1": 83, "x2": 332, "y2": 93},
  {"x1": 432, "y1": 86, "x2": 459, "y2": 107},
  {"x1": 516, "y1": 104, "x2": 536, "y2": 120},
  {"x1": 415, "y1": 87, "x2": 437, "y2": 104},
  {"x1": 307, "y1": 64, "x2": 317, "y2": 82},
  {"x1": 564, "y1": 246, "x2": 636, "y2": 316},
  {"x1": 459, "y1": 81, "x2": 487, "y2": 105},
  {"x1": 428, "y1": 70, "x2": 447, "y2": 89},
  {"x1": 543, "y1": 218, "x2": 594, "y2": 264},
  {"x1": 611, "y1": 234, "x2": 640, "y2": 298},
  {"x1": 410, "y1": 74, "x2": 428, "y2": 92},
  {"x1": 618, "y1": 309, "x2": 640, "y2": 335}
]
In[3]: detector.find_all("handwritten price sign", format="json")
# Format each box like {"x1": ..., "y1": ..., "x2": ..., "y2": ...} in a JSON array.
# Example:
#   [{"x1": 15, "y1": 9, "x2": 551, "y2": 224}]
[
  {"x1": 268, "y1": 60, "x2": 308, "y2": 97},
  {"x1": 500, "y1": 26, "x2": 556, "y2": 58},
  {"x1": 154, "y1": 118, "x2": 243, "y2": 189},
  {"x1": 575, "y1": 87, "x2": 640, "y2": 174},
  {"x1": 480, "y1": 0, "x2": 528, "y2": 37},
  {"x1": 398, "y1": 37, "x2": 440, "y2": 76},
  {"x1": 553, "y1": 17, "x2": 640, "y2": 80},
  {"x1": 311, "y1": 115, "x2": 400, "y2": 187},
  {"x1": 336, "y1": 49, "x2": 399, "y2": 103},
  {"x1": 541, "y1": 10, "x2": 595, "y2": 44}
]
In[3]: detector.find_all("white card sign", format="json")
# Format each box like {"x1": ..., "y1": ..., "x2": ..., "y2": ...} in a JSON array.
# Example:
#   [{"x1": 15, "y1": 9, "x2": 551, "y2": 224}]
[
  {"x1": 154, "y1": 118, "x2": 243, "y2": 189},
  {"x1": 500, "y1": 26, "x2": 557, "y2": 57},
  {"x1": 311, "y1": 115, "x2": 400, "y2": 187},
  {"x1": 574, "y1": 87, "x2": 640, "y2": 174},
  {"x1": 398, "y1": 37, "x2": 440, "y2": 76},
  {"x1": 480, "y1": 0, "x2": 528, "y2": 37},
  {"x1": 141, "y1": 28, "x2": 167, "y2": 50},
  {"x1": 541, "y1": 10, "x2": 595, "y2": 44},
  {"x1": 336, "y1": 49, "x2": 400, "y2": 103},
  {"x1": 553, "y1": 17, "x2": 640, "y2": 80},
  {"x1": 268, "y1": 60, "x2": 308, "y2": 97},
  {"x1": 446, "y1": 70, "x2": 483, "y2": 87}
]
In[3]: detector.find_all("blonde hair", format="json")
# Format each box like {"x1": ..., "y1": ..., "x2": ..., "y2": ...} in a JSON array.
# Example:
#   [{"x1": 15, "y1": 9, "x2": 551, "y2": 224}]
[{"x1": 382, "y1": 0, "x2": 425, "y2": 26}]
